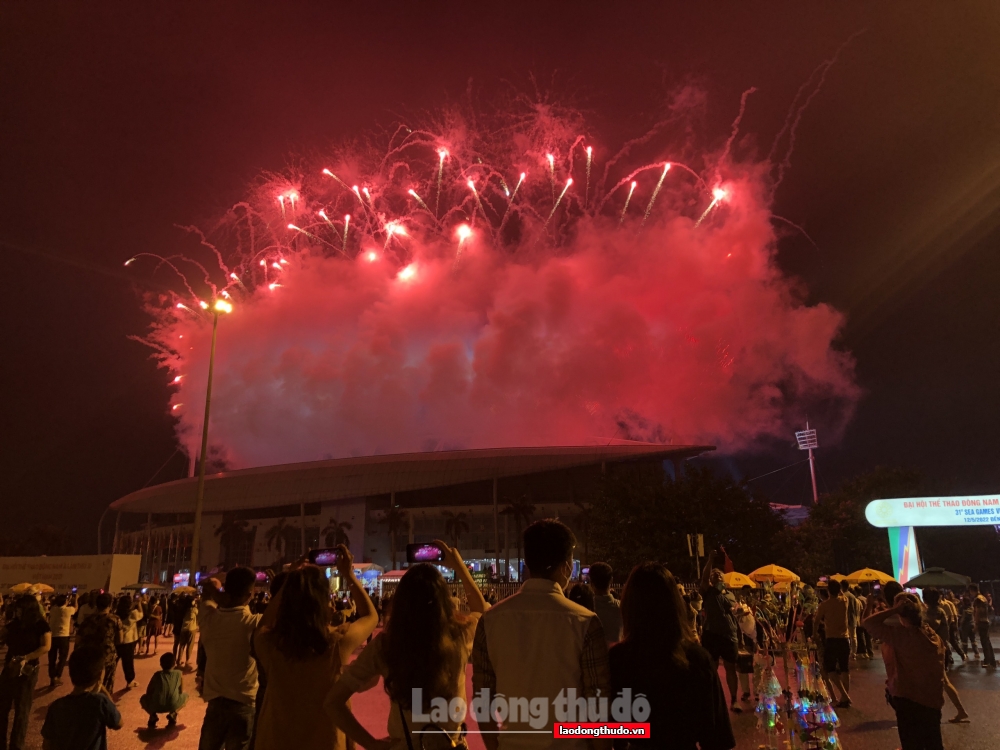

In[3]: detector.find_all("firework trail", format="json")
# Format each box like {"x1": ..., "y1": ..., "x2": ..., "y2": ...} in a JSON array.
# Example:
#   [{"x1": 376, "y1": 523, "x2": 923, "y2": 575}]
[
  {"x1": 641, "y1": 163, "x2": 671, "y2": 226},
  {"x1": 131, "y1": 97, "x2": 858, "y2": 468},
  {"x1": 619, "y1": 181, "x2": 637, "y2": 224},
  {"x1": 498, "y1": 172, "x2": 526, "y2": 232},
  {"x1": 585, "y1": 146, "x2": 592, "y2": 207},
  {"x1": 770, "y1": 30, "x2": 868, "y2": 193},
  {"x1": 718, "y1": 87, "x2": 757, "y2": 176},
  {"x1": 695, "y1": 187, "x2": 728, "y2": 227},
  {"x1": 435, "y1": 149, "x2": 447, "y2": 216},
  {"x1": 544, "y1": 178, "x2": 573, "y2": 227}
]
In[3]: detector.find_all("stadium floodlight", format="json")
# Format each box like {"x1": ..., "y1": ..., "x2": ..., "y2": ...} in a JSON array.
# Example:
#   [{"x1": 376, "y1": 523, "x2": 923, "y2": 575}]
[{"x1": 795, "y1": 424, "x2": 819, "y2": 505}]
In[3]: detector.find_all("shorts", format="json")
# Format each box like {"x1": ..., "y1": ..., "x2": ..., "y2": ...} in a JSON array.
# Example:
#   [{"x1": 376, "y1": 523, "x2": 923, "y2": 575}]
[
  {"x1": 702, "y1": 631, "x2": 739, "y2": 664},
  {"x1": 823, "y1": 637, "x2": 851, "y2": 673}
]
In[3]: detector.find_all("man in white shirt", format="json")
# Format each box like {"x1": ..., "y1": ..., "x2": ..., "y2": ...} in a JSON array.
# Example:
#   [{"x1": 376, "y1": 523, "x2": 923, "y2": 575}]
[
  {"x1": 46, "y1": 594, "x2": 76, "y2": 687},
  {"x1": 197, "y1": 567, "x2": 262, "y2": 750},
  {"x1": 472, "y1": 519, "x2": 611, "y2": 750},
  {"x1": 588, "y1": 562, "x2": 622, "y2": 645},
  {"x1": 75, "y1": 591, "x2": 98, "y2": 627}
]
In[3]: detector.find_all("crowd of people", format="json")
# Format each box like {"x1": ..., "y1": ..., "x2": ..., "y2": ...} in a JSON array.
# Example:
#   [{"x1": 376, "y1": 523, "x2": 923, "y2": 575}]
[{"x1": 0, "y1": 521, "x2": 996, "y2": 750}]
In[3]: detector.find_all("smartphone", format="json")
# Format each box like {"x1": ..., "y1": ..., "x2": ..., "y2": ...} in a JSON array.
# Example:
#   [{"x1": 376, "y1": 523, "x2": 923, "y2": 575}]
[
  {"x1": 406, "y1": 542, "x2": 445, "y2": 563},
  {"x1": 308, "y1": 548, "x2": 341, "y2": 566}
]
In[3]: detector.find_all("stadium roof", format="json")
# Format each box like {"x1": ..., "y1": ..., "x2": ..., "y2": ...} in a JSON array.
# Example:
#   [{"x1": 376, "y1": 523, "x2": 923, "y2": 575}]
[{"x1": 111, "y1": 443, "x2": 714, "y2": 514}]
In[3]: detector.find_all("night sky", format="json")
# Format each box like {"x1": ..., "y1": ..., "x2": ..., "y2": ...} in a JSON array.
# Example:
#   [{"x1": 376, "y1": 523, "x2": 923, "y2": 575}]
[{"x1": 2, "y1": 3, "x2": 999, "y2": 549}]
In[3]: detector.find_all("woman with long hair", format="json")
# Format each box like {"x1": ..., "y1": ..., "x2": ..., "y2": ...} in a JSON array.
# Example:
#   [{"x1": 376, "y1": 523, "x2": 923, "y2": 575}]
[
  {"x1": 252, "y1": 546, "x2": 378, "y2": 750},
  {"x1": 327, "y1": 541, "x2": 487, "y2": 750},
  {"x1": 145, "y1": 595, "x2": 163, "y2": 655},
  {"x1": 115, "y1": 596, "x2": 142, "y2": 688},
  {"x1": 609, "y1": 563, "x2": 735, "y2": 750}
]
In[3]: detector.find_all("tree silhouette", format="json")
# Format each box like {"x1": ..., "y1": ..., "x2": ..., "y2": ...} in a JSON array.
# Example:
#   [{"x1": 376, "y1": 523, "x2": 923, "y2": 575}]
[
  {"x1": 501, "y1": 495, "x2": 535, "y2": 579},
  {"x1": 264, "y1": 518, "x2": 299, "y2": 565},
  {"x1": 378, "y1": 507, "x2": 408, "y2": 571},
  {"x1": 590, "y1": 463, "x2": 784, "y2": 579},
  {"x1": 214, "y1": 517, "x2": 249, "y2": 567},
  {"x1": 322, "y1": 519, "x2": 352, "y2": 548},
  {"x1": 443, "y1": 511, "x2": 470, "y2": 550}
]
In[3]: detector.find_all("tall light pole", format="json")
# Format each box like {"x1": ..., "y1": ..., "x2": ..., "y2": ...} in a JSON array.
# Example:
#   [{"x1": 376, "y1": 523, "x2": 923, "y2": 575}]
[
  {"x1": 189, "y1": 298, "x2": 232, "y2": 578},
  {"x1": 795, "y1": 423, "x2": 819, "y2": 506}
]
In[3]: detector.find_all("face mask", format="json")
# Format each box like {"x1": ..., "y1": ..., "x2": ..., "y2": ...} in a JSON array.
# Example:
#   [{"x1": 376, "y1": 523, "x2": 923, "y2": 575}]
[{"x1": 715, "y1": 581, "x2": 726, "y2": 592}]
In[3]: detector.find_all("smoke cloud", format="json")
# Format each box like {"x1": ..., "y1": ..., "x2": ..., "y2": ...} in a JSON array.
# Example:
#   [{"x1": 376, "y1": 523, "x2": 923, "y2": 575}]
[{"x1": 143, "y1": 103, "x2": 858, "y2": 468}]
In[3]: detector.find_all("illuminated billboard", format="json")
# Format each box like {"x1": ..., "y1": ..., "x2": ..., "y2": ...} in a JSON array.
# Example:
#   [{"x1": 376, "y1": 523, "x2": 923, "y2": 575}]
[{"x1": 866, "y1": 495, "x2": 1000, "y2": 528}]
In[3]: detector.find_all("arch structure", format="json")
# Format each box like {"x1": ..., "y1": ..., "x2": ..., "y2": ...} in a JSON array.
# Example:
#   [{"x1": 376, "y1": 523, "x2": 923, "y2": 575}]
[{"x1": 866, "y1": 494, "x2": 1000, "y2": 583}]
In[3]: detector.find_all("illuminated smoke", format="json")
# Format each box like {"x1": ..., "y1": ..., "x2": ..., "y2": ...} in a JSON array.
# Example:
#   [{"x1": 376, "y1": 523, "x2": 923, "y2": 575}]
[{"x1": 135, "y1": 100, "x2": 859, "y2": 468}]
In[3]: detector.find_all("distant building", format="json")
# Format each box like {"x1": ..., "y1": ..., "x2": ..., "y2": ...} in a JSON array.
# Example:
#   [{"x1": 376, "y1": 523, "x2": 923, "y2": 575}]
[
  {"x1": 770, "y1": 503, "x2": 810, "y2": 527},
  {"x1": 111, "y1": 443, "x2": 713, "y2": 583}
]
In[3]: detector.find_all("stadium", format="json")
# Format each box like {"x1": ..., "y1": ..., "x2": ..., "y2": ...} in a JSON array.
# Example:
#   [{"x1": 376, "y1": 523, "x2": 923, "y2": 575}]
[{"x1": 110, "y1": 442, "x2": 713, "y2": 586}]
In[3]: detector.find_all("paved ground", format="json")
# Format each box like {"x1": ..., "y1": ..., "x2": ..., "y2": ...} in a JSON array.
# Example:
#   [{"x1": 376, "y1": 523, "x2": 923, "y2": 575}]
[{"x1": 13, "y1": 633, "x2": 1000, "y2": 749}]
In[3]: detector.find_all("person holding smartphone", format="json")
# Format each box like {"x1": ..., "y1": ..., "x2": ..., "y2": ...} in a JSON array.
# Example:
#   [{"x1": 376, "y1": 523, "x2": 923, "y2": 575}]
[
  {"x1": 252, "y1": 545, "x2": 378, "y2": 750},
  {"x1": 326, "y1": 540, "x2": 488, "y2": 750}
]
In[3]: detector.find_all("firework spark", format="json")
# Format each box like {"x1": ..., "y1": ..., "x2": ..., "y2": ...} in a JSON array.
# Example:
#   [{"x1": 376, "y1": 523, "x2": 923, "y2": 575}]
[
  {"x1": 435, "y1": 149, "x2": 448, "y2": 216},
  {"x1": 641, "y1": 163, "x2": 671, "y2": 226},
  {"x1": 620, "y1": 180, "x2": 637, "y2": 224},
  {"x1": 695, "y1": 187, "x2": 728, "y2": 227},
  {"x1": 545, "y1": 178, "x2": 573, "y2": 227}
]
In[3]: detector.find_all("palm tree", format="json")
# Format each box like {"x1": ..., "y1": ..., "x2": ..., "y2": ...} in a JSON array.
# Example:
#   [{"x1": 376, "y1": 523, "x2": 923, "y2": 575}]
[
  {"x1": 214, "y1": 517, "x2": 249, "y2": 567},
  {"x1": 265, "y1": 518, "x2": 291, "y2": 564},
  {"x1": 572, "y1": 500, "x2": 592, "y2": 564},
  {"x1": 378, "y1": 506, "x2": 408, "y2": 571},
  {"x1": 501, "y1": 495, "x2": 535, "y2": 579},
  {"x1": 442, "y1": 511, "x2": 469, "y2": 550},
  {"x1": 322, "y1": 519, "x2": 352, "y2": 548}
]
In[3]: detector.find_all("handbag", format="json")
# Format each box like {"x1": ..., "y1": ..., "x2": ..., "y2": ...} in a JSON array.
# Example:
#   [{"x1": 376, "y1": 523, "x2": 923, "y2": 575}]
[{"x1": 2, "y1": 657, "x2": 38, "y2": 681}]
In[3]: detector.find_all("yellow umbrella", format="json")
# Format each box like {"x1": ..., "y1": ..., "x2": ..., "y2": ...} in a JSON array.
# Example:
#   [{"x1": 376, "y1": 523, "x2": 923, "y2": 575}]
[
  {"x1": 846, "y1": 568, "x2": 895, "y2": 585},
  {"x1": 829, "y1": 574, "x2": 848, "y2": 583},
  {"x1": 31, "y1": 584, "x2": 54, "y2": 594},
  {"x1": 722, "y1": 572, "x2": 757, "y2": 589},
  {"x1": 8, "y1": 583, "x2": 32, "y2": 594},
  {"x1": 748, "y1": 564, "x2": 800, "y2": 583},
  {"x1": 774, "y1": 581, "x2": 792, "y2": 593}
]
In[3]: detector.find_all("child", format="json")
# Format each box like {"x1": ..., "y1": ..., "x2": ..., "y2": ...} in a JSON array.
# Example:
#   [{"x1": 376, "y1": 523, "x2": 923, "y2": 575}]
[
  {"x1": 139, "y1": 652, "x2": 189, "y2": 728},
  {"x1": 41, "y1": 647, "x2": 122, "y2": 750}
]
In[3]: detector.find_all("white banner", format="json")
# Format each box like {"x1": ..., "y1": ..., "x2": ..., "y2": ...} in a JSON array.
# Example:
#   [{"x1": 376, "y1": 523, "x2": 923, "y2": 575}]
[
  {"x1": 0, "y1": 555, "x2": 141, "y2": 593},
  {"x1": 866, "y1": 495, "x2": 1000, "y2": 528}
]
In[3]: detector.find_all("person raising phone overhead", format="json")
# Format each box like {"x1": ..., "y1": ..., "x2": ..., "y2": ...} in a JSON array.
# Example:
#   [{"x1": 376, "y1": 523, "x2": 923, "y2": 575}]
[
  {"x1": 326, "y1": 540, "x2": 488, "y2": 750},
  {"x1": 253, "y1": 545, "x2": 379, "y2": 750}
]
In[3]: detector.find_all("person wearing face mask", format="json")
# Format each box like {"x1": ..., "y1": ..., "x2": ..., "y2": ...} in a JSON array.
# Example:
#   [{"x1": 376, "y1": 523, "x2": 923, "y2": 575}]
[
  {"x1": 699, "y1": 551, "x2": 742, "y2": 713},
  {"x1": 472, "y1": 519, "x2": 611, "y2": 750}
]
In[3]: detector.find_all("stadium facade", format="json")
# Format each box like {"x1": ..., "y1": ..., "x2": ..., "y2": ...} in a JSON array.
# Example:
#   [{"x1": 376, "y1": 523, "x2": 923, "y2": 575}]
[{"x1": 110, "y1": 443, "x2": 713, "y2": 584}]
